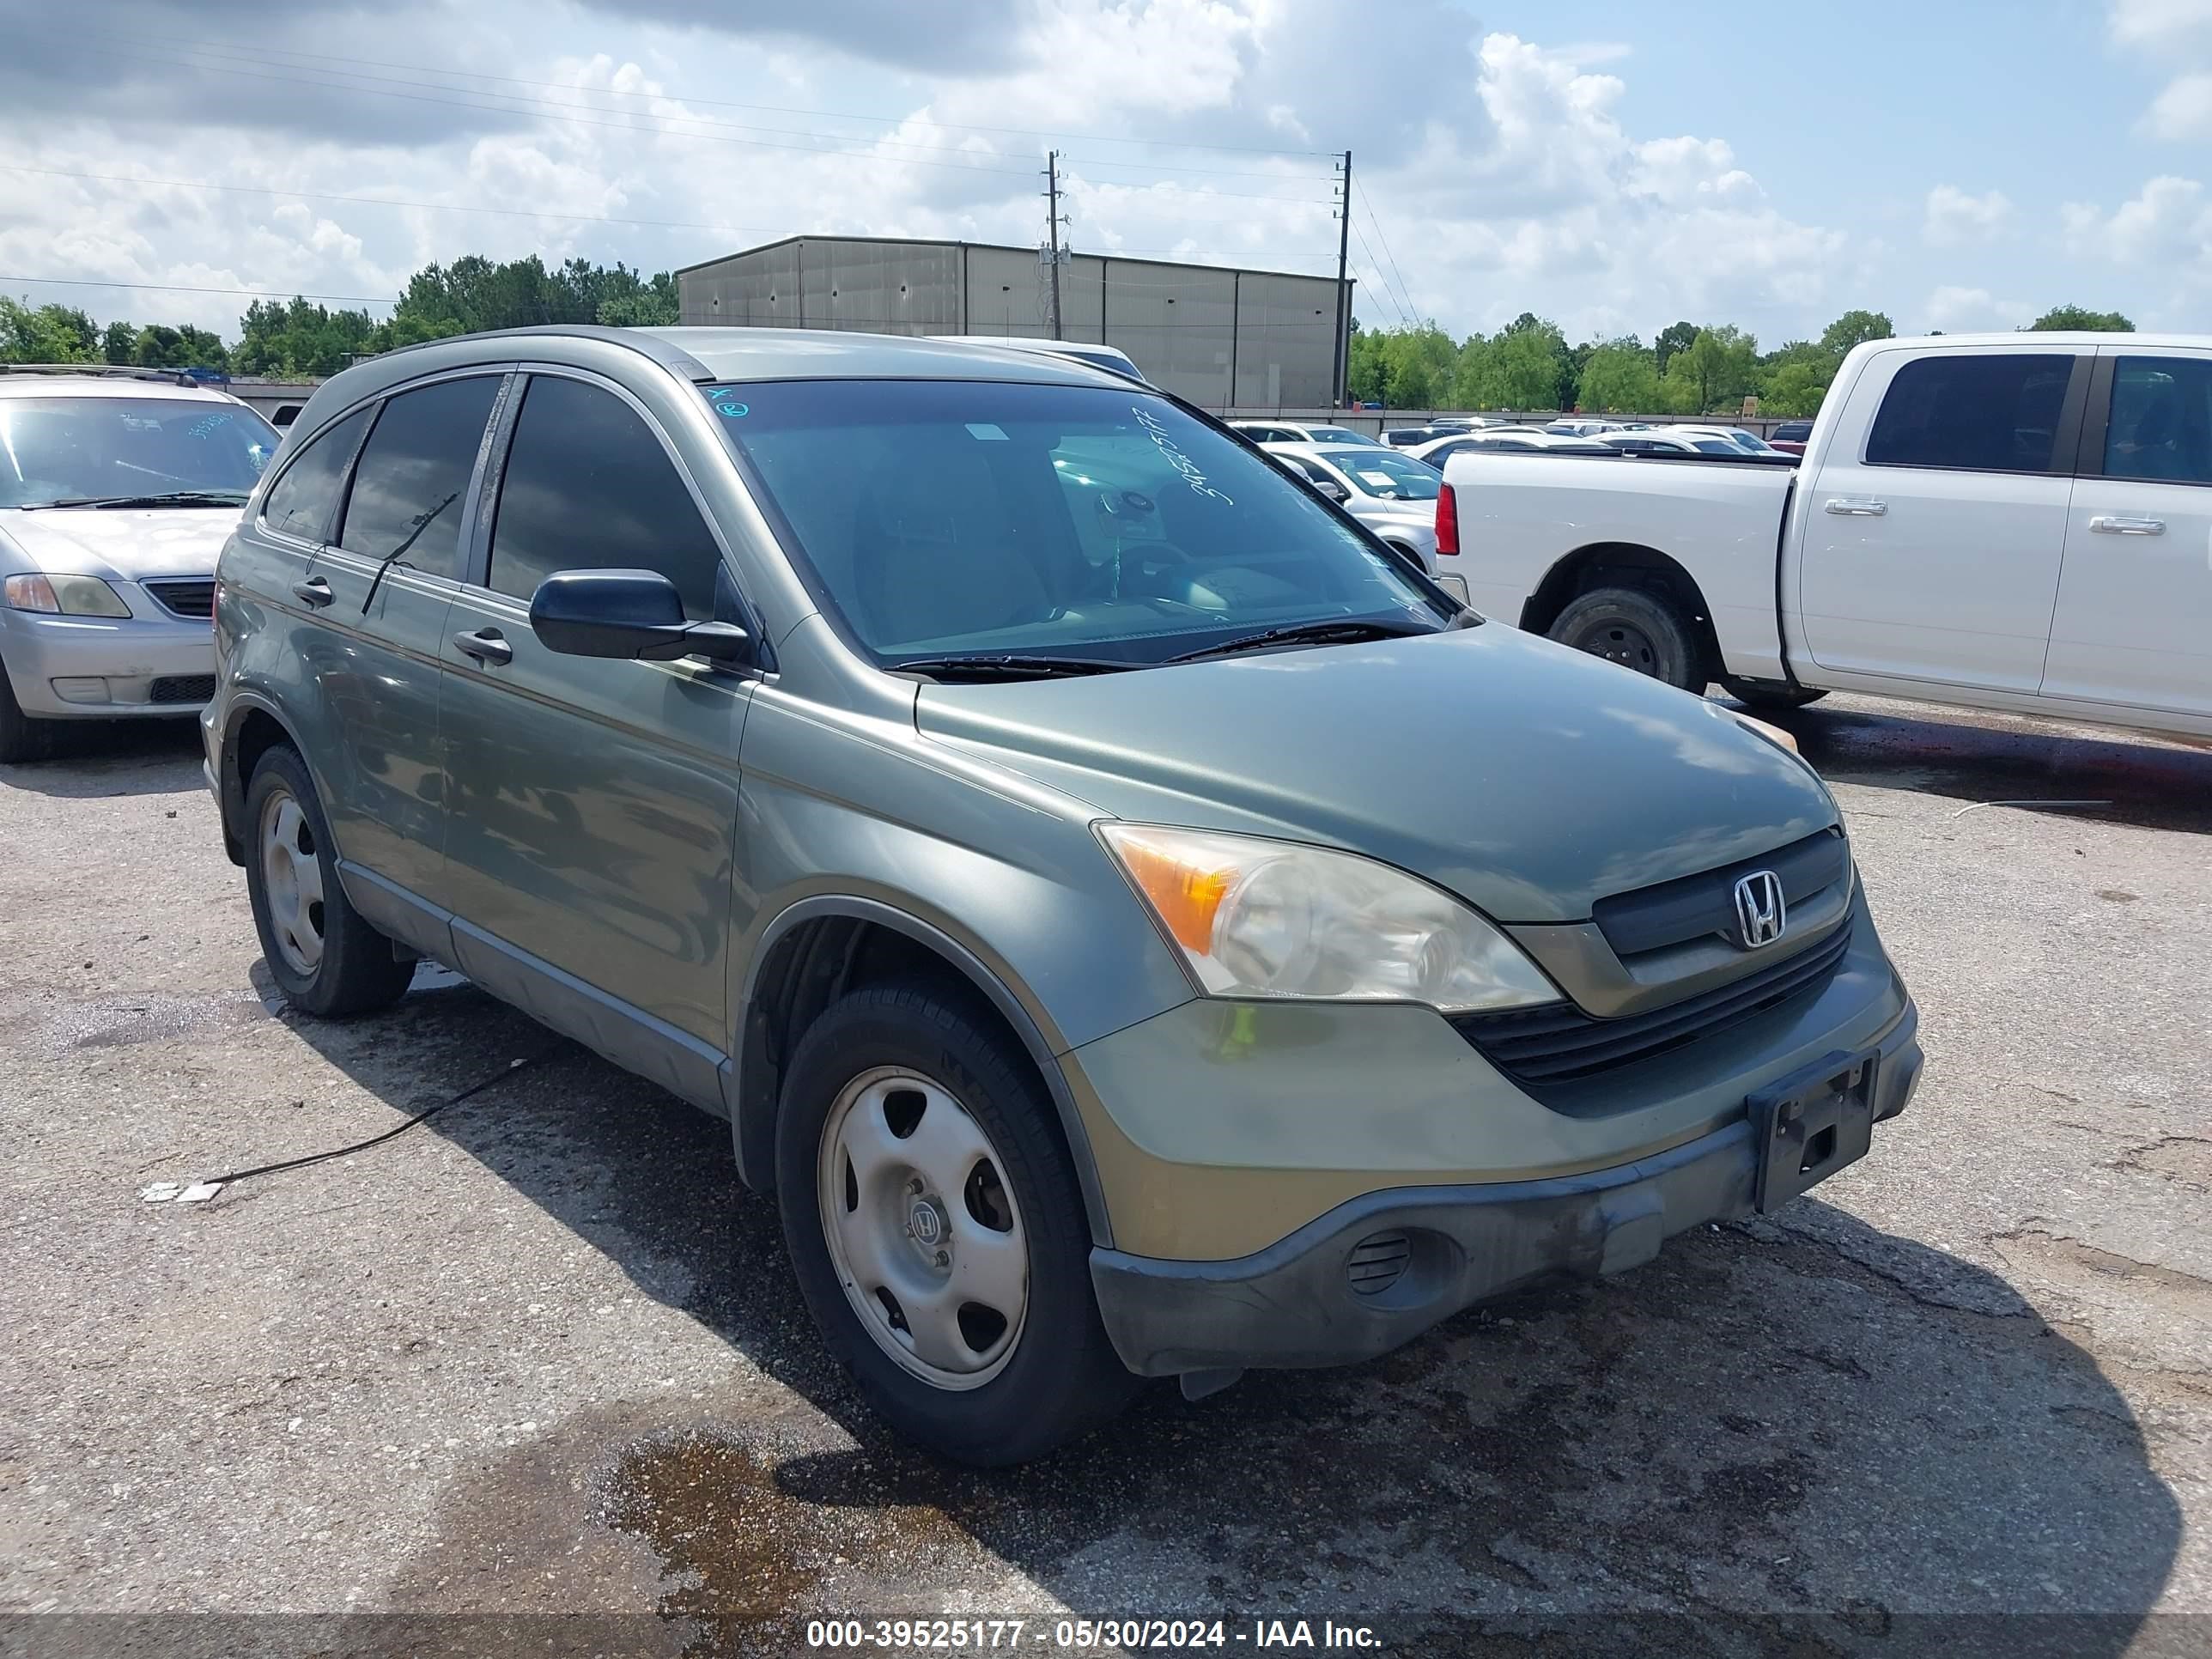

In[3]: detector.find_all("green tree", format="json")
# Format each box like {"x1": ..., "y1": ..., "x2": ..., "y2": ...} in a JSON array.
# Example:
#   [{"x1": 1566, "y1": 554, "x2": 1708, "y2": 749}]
[
  {"x1": 1654, "y1": 320, "x2": 1698, "y2": 376},
  {"x1": 1662, "y1": 325, "x2": 1759, "y2": 414},
  {"x1": 2028, "y1": 304, "x2": 2134, "y2": 331},
  {"x1": 1474, "y1": 314, "x2": 1571, "y2": 411},
  {"x1": 100, "y1": 319, "x2": 137, "y2": 364},
  {"x1": 0, "y1": 297, "x2": 100, "y2": 362},
  {"x1": 1818, "y1": 309, "x2": 1893, "y2": 358},
  {"x1": 1574, "y1": 337, "x2": 1659, "y2": 413}
]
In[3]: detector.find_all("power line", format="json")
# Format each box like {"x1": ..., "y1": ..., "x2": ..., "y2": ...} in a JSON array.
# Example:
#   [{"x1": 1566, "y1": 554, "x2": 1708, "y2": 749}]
[
  {"x1": 0, "y1": 275, "x2": 392, "y2": 305},
  {"x1": 1354, "y1": 182, "x2": 1421, "y2": 331},
  {"x1": 101, "y1": 28, "x2": 1331, "y2": 161},
  {"x1": 1346, "y1": 222, "x2": 1408, "y2": 330}
]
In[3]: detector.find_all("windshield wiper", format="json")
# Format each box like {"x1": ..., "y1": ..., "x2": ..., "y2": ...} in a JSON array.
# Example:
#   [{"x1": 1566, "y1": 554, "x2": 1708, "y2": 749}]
[
  {"x1": 890, "y1": 653, "x2": 1135, "y2": 682},
  {"x1": 1164, "y1": 618, "x2": 1436, "y2": 665},
  {"x1": 24, "y1": 490, "x2": 252, "y2": 510}
]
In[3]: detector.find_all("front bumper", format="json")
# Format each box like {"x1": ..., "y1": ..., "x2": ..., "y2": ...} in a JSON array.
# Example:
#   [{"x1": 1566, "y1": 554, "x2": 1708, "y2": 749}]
[
  {"x1": 1090, "y1": 1000, "x2": 1920, "y2": 1377},
  {"x1": 0, "y1": 608, "x2": 214, "y2": 718}
]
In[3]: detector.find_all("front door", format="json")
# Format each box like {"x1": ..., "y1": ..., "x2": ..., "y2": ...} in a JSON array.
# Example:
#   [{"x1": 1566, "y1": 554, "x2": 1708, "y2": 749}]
[
  {"x1": 2042, "y1": 349, "x2": 2212, "y2": 721},
  {"x1": 436, "y1": 368, "x2": 757, "y2": 1107},
  {"x1": 1797, "y1": 349, "x2": 2085, "y2": 693}
]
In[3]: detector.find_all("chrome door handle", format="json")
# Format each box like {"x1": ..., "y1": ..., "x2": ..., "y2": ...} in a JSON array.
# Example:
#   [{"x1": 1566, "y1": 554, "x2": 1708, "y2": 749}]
[
  {"x1": 1824, "y1": 499, "x2": 1887, "y2": 516},
  {"x1": 452, "y1": 627, "x2": 513, "y2": 666},
  {"x1": 289, "y1": 576, "x2": 333, "y2": 608},
  {"x1": 2089, "y1": 515, "x2": 2166, "y2": 536}
]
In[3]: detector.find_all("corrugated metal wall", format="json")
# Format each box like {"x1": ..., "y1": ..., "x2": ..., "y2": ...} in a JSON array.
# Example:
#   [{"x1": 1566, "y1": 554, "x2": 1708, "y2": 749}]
[{"x1": 677, "y1": 238, "x2": 1343, "y2": 410}]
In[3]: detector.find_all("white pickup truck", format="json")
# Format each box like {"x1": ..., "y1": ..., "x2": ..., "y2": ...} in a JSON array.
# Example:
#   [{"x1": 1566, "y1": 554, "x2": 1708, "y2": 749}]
[{"x1": 1437, "y1": 332, "x2": 2211, "y2": 738}]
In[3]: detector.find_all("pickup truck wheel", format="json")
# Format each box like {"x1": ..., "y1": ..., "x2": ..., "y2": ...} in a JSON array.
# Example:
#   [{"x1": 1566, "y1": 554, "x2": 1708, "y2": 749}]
[
  {"x1": 244, "y1": 746, "x2": 416, "y2": 1018},
  {"x1": 0, "y1": 659, "x2": 61, "y2": 764},
  {"x1": 1549, "y1": 586, "x2": 1703, "y2": 692},
  {"x1": 1722, "y1": 678, "x2": 1829, "y2": 711},
  {"x1": 777, "y1": 982, "x2": 1139, "y2": 1466}
]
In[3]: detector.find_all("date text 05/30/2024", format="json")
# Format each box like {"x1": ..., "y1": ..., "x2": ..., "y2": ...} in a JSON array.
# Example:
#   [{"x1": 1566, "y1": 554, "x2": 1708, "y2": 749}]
[{"x1": 805, "y1": 1619, "x2": 1382, "y2": 1650}]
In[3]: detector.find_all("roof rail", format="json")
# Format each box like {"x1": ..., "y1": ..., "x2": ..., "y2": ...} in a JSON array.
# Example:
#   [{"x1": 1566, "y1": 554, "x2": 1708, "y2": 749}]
[
  {"x1": 0, "y1": 362, "x2": 215, "y2": 387},
  {"x1": 371, "y1": 324, "x2": 715, "y2": 382}
]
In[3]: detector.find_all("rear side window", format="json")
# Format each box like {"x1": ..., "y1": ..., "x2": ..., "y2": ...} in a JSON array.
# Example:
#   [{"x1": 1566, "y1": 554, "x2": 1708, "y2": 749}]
[
  {"x1": 487, "y1": 376, "x2": 726, "y2": 619},
  {"x1": 2103, "y1": 356, "x2": 2212, "y2": 486},
  {"x1": 1864, "y1": 354, "x2": 2074, "y2": 474},
  {"x1": 338, "y1": 376, "x2": 501, "y2": 579},
  {"x1": 262, "y1": 407, "x2": 368, "y2": 544}
]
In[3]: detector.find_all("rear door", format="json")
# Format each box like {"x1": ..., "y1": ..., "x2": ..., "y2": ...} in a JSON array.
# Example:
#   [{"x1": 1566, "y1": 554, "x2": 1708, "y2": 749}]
[
  {"x1": 1796, "y1": 349, "x2": 2087, "y2": 691},
  {"x1": 2041, "y1": 349, "x2": 2212, "y2": 720},
  {"x1": 435, "y1": 368, "x2": 761, "y2": 1109}
]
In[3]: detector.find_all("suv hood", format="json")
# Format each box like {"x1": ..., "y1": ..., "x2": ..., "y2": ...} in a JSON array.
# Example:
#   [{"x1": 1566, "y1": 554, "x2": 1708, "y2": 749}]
[
  {"x1": 2, "y1": 507, "x2": 240, "y2": 581},
  {"x1": 915, "y1": 623, "x2": 1836, "y2": 923}
]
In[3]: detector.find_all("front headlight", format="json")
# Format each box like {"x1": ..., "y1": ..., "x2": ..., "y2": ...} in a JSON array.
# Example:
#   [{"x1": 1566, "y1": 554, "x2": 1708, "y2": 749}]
[
  {"x1": 3, "y1": 573, "x2": 132, "y2": 618},
  {"x1": 1097, "y1": 823, "x2": 1561, "y2": 1013}
]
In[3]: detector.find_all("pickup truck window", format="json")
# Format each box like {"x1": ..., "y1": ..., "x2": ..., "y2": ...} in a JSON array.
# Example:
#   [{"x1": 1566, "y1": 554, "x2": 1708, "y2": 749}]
[
  {"x1": 1864, "y1": 353, "x2": 2074, "y2": 475},
  {"x1": 2103, "y1": 357, "x2": 2212, "y2": 486}
]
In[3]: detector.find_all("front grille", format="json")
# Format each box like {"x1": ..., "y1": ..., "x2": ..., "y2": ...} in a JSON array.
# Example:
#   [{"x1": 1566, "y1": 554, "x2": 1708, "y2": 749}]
[
  {"x1": 1593, "y1": 827, "x2": 1846, "y2": 957},
  {"x1": 149, "y1": 674, "x2": 216, "y2": 705},
  {"x1": 1346, "y1": 1232, "x2": 1412, "y2": 1297},
  {"x1": 1454, "y1": 921, "x2": 1853, "y2": 1093},
  {"x1": 142, "y1": 578, "x2": 216, "y2": 619}
]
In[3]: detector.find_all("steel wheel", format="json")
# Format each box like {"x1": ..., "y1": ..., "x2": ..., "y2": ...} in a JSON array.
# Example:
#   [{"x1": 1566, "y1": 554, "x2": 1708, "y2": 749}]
[
  {"x1": 816, "y1": 1065, "x2": 1030, "y2": 1390},
  {"x1": 258, "y1": 787, "x2": 325, "y2": 976},
  {"x1": 1567, "y1": 617, "x2": 1660, "y2": 674}
]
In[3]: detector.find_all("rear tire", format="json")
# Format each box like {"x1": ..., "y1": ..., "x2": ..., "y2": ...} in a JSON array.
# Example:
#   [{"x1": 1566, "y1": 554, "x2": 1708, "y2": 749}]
[
  {"x1": 0, "y1": 659, "x2": 61, "y2": 764},
  {"x1": 776, "y1": 981, "x2": 1138, "y2": 1466},
  {"x1": 1723, "y1": 678, "x2": 1829, "y2": 711},
  {"x1": 243, "y1": 745, "x2": 414, "y2": 1018},
  {"x1": 1548, "y1": 585, "x2": 1705, "y2": 692}
]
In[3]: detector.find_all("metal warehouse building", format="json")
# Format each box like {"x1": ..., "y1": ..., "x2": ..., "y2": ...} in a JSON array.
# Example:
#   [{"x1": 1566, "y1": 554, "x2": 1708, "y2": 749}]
[{"x1": 674, "y1": 235, "x2": 1348, "y2": 410}]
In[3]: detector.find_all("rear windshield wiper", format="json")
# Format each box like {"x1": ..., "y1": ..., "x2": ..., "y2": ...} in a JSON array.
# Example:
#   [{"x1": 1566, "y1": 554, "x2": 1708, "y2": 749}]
[
  {"x1": 23, "y1": 490, "x2": 252, "y2": 510},
  {"x1": 890, "y1": 653, "x2": 1136, "y2": 681},
  {"x1": 1164, "y1": 618, "x2": 1436, "y2": 665}
]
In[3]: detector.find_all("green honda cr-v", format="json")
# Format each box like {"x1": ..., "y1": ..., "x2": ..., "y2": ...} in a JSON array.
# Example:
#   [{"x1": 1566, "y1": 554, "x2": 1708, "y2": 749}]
[{"x1": 205, "y1": 325, "x2": 1920, "y2": 1465}]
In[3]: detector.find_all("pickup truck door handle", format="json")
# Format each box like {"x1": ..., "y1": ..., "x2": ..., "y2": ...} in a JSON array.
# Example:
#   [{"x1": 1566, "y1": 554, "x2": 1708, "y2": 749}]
[
  {"x1": 451, "y1": 627, "x2": 514, "y2": 666},
  {"x1": 1824, "y1": 498, "x2": 1887, "y2": 517},
  {"x1": 289, "y1": 576, "x2": 334, "y2": 608},
  {"x1": 2089, "y1": 514, "x2": 2166, "y2": 536}
]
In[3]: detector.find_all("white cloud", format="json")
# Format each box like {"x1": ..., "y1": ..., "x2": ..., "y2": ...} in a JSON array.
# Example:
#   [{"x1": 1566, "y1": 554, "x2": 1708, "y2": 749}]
[
  {"x1": 1923, "y1": 185, "x2": 2014, "y2": 246},
  {"x1": 2143, "y1": 70, "x2": 2212, "y2": 137},
  {"x1": 1923, "y1": 286, "x2": 2035, "y2": 331},
  {"x1": 2111, "y1": 0, "x2": 2212, "y2": 48},
  {"x1": 2062, "y1": 175, "x2": 2212, "y2": 277},
  {"x1": 2112, "y1": 0, "x2": 2212, "y2": 143}
]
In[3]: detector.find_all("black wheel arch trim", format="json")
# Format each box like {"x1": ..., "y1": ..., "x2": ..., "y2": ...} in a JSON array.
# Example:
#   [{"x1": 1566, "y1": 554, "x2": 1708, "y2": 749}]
[{"x1": 728, "y1": 894, "x2": 1115, "y2": 1249}]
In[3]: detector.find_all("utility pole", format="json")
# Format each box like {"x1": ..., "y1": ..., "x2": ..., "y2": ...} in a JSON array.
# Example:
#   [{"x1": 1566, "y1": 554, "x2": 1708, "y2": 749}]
[
  {"x1": 1333, "y1": 149, "x2": 1352, "y2": 408},
  {"x1": 1044, "y1": 149, "x2": 1065, "y2": 340}
]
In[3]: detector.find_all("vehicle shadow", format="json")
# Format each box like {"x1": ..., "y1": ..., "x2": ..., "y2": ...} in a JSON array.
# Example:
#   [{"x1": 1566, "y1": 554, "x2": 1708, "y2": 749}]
[
  {"x1": 1734, "y1": 696, "x2": 2212, "y2": 836},
  {"x1": 0, "y1": 718, "x2": 204, "y2": 799},
  {"x1": 269, "y1": 974, "x2": 2183, "y2": 1659}
]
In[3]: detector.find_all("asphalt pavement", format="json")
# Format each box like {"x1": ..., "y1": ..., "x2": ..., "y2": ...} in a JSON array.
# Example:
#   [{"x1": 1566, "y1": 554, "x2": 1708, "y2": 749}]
[{"x1": 0, "y1": 693, "x2": 2206, "y2": 1659}]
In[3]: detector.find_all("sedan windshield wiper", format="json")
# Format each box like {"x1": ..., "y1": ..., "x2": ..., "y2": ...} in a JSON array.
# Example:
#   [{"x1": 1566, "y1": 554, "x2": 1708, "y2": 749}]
[
  {"x1": 23, "y1": 490, "x2": 252, "y2": 510},
  {"x1": 890, "y1": 653, "x2": 1136, "y2": 682},
  {"x1": 1163, "y1": 618, "x2": 1436, "y2": 665}
]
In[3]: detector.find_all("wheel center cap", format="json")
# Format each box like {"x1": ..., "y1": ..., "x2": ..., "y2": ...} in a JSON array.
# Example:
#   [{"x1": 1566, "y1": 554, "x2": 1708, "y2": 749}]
[{"x1": 908, "y1": 1195, "x2": 948, "y2": 1251}]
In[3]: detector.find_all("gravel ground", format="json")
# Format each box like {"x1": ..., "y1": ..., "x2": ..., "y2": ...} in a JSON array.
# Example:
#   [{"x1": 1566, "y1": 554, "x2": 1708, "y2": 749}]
[{"x1": 0, "y1": 694, "x2": 2206, "y2": 1659}]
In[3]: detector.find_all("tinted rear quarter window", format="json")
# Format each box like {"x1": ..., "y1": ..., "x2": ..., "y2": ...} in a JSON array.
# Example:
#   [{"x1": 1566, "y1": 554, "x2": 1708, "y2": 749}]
[
  {"x1": 1864, "y1": 353, "x2": 2074, "y2": 474},
  {"x1": 337, "y1": 375, "x2": 501, "y2": 578},
  {"x1": 2103, "y1": 356, "x2": 2212, "y2": 486},
  {"x1": 487, "y1": 376, "x2": 726, "y2": 618},
  {"x1": 262, "y1": 407, "x2": 369, "y2": 544}
]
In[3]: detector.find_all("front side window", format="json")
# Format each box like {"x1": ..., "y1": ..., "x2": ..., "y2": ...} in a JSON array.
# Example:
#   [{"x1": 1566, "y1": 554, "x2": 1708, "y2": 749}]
[
  {"x1": 487, "y1": 377, "x2": 726, "y2": 618},
  {"x1": 1319, "y1": 449, "x2": 1440, "y2": 501},
  {"x1": 708, "y1": 379, "x2": 1445, "y2": 665},
  {"x1": 261, "y1": 407, "x2": 369, "y2": 544},
  {"x1": 1864, "y1": 353, "x2": 2075, "y2": 474},
  {"x1": 2103, "y1": 356, "x2": 2212, "y2": 486},
  {"x1": 338, "y1": 376, "x2": 501, "y2": 580},
  {"x1": 0, "y1": 396, "x2": 281, "y2": 509}
]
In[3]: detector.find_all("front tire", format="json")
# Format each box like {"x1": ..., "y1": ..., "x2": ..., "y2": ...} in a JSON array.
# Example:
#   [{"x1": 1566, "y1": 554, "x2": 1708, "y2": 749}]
[
  {"x1": 243, "y1": 745, "x2": 414, "y2": 1018},
  {"x1": 1549, "y1": 586, "x2": 1704, "y2": 692},
  {"x1": 0, "y1": 659, "x2": 61, "y2": 764},
  {"x1": 776, "y1": 982, "x2": 1137, "y2": 1465}
]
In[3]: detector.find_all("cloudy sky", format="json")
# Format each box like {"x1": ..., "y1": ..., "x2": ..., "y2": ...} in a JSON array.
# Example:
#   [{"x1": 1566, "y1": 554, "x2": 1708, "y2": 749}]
[{"x1": 3, "y1": 0, "x2": 2209, "y2": 350}]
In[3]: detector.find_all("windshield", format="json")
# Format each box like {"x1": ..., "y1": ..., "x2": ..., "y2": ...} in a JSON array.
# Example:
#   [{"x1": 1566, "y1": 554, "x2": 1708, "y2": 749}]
[
  {"x1": 706, "y1": 380, "x2": 1448, "y2": 667},
  {"x1": 1305, "y1": 426, "x2": 1378, "y2": 445},
  {"x1": 1316, "y1": 448, "x2": 1440, "y2": 501},
  {"x1": 0, "y1": 397, "x2": 280, "y2": 508}
]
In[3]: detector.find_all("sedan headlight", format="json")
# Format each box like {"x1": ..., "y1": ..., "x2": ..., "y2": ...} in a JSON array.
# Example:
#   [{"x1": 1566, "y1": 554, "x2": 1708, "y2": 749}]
[
  {"x1": 3, "y1": 573, "x2": 132, "y2": 618},
  {"x1": 1098, "y1": 823, "x2": 1560, "y2": 1013}
]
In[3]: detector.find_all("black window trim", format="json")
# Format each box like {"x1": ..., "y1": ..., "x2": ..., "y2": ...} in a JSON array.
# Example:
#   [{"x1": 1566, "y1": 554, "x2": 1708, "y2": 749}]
[
  {"x1": 468, "y1": 362, "x2": 772, "y2": 667},
  {"x1": 254, "y1": 398, "x2": 377, "y2": 551},
  {"x1": 1855, "y1": 349, "x2": 2093, "y2": 479},
  {"x1": 331, "y1": 367, "x2": 514, "y2": 587},
  {"x1": 2075, "y1": 348, "x2": 2212, "y2": 490}
]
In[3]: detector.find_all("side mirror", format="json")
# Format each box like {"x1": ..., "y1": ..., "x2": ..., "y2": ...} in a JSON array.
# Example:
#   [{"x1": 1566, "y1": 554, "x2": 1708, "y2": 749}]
[
  {"x1": 1312, "y1": 477, "x2": 1350, "y2": 503},
  {"x1": 529, "y1": 568, "x2": 752, "y2": 665}
]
